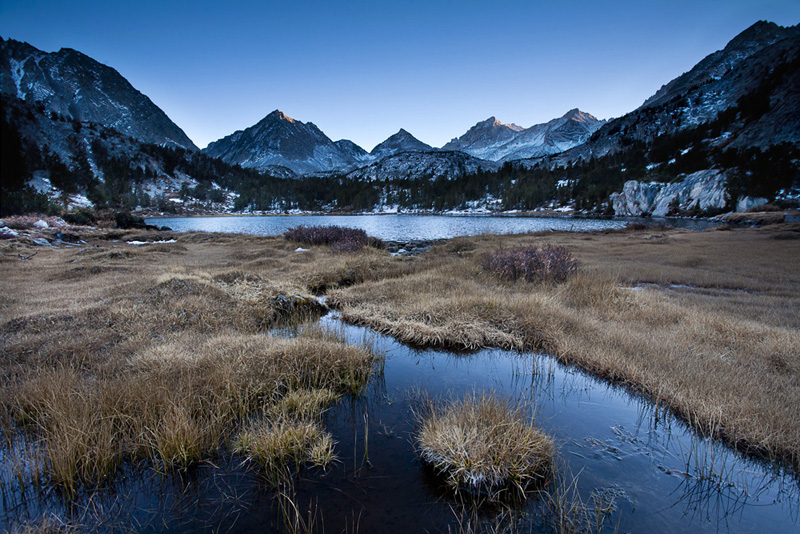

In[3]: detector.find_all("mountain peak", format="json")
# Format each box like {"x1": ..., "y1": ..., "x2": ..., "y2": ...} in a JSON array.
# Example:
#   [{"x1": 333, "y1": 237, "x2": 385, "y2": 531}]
[
  {"x1": 266, "y1": 109, "x2": 295, "y2": 123},
  {"x1": 371, "y1": 128, "x2": 432, "y2": 156},
  {"x1": 471, "y1": 116, "x2": 523, "y2": 131},
  {"x1": 562, "y1": 109, "x2": 598, "y2": 122}
]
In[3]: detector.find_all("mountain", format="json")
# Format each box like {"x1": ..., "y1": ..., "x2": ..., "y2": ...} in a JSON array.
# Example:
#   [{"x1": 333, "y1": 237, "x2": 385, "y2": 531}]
[
  {"x1": 0, "y1": 37, "x2": 196, "y2": 151},
  {"x1": 370, "y1": 128, "x2": 433, "y2": 159},
  {"x1": 443, "y1": 110, "x2": 604, "y2": 162},
  {"x1": 550, "y1": 21, "x2": 800, "y2": 165},
  {"x1": 204, "y1": 110, "x2": 367, "y2": 174},
  {"x1": 334, "y1": 139, "x2": 373, "y2": 163},
  {"x1": 441, "y1": 117, "x2": 523, "y2": 159},
  {"x1": 642, "y1": 21, "x2": 798, "y2": 109},
  {"x1": 346, "y1": 150, "x2": 497, "y2": 182},
  {"x1": 496, "y1": 109, "x2": 604, "y2": 161}
]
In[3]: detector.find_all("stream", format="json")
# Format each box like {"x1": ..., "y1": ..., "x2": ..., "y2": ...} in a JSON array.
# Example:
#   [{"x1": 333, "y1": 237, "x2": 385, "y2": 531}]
[{"x1": 2, "y1": 312, "x2": 797, "y2": 533}]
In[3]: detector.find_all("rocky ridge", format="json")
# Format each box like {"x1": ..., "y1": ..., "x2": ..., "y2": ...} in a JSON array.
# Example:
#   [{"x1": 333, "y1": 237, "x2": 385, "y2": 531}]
[{"x1": 0, "y1": 37, "x2": 196, "y2": 150}]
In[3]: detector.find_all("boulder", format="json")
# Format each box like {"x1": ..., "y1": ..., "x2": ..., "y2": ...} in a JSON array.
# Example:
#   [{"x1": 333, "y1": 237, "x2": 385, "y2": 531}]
[
  {"x1": 33, "y1": 220, "x2": 49, "y2": 229},
  {"x1": 611, "y1": 170, "x2": 729, "y2": 217},
  {"x1": 736, "y1": 196, "x2": 769, "y2": 213}
]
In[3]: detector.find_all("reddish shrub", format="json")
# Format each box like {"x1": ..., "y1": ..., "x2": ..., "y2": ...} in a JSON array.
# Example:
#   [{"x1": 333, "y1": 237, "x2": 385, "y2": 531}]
[
  {"x1": 284, "y1": 225, "x2": 368, "y2": 252},
  {"x1": 481, "y1": 244, "x2": 578, "y2": 283}
]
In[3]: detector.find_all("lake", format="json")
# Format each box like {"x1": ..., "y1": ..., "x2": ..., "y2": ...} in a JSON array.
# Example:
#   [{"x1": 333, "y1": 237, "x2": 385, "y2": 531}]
[{"x1": 145, "y1": 214, "x2": 717, "y2": 241}]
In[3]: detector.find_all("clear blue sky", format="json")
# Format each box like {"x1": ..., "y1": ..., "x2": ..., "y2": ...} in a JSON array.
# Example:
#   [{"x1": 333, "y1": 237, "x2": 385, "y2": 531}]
[{"x1": 1, "y1": 1, "x2": 798, "y2": 151}]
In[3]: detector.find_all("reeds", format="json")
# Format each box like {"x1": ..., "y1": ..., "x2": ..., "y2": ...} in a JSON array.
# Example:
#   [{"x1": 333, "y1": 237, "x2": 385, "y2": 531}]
[{"x1": 415, "y1": 392, "x2": 554, "y2": 500}]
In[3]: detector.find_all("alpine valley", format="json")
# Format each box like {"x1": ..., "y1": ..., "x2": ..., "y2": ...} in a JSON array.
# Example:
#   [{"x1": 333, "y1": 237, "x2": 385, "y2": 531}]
[{"x1": 1, "y1": 20, "x2": 799, "y2": 217}]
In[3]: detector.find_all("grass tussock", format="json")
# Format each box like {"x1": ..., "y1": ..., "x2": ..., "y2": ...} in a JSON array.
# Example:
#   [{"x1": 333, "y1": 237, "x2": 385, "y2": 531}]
[
  {"x1": 235, "y1": 418, "x2": 337, "y2": 475},
  {"x1": 415, "y1": 392, "x2": 554, "y2": 499}
]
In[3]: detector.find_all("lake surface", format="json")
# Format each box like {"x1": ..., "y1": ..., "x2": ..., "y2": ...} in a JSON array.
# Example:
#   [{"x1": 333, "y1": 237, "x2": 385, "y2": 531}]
[
  {"x1": 5, "y1": 313, "x2": 795, "y2": 533},
  {"x1": 146, "y1": 214, "x2": 717, "y2": 241}
]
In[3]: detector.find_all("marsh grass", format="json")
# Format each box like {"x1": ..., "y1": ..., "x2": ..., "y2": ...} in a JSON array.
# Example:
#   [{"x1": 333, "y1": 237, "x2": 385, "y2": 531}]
[
  {"x1": 1, "y1": 330, "x2": 376, "y2": 495},
  {"x1": 415, "y1": 392, "x2": 554, "y2": 500},
  {"x1": 235, "y1": 419, "x2": 337, "y2": 478},
  {"x1": 330, "y1": 225, "x2": 800, "y2": 468},
  {"x1": 3, "y1": 224, "x2": 800, "y2": 524}
]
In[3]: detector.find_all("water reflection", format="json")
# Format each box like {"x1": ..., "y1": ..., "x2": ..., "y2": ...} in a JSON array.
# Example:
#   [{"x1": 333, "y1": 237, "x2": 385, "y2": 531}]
[{"x1": 146, "y1": 214, "x2": 718, "y2": 241}]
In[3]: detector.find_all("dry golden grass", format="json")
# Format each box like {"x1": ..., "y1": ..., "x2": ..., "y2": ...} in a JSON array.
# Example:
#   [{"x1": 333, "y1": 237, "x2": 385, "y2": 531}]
[
  {"x1": 0, "y1": 231, "x2": 386, "y2": 495},
  {"x1": 415, "y1": 392, "x2": 554, "y2": 499},
  {"x1": 330, "y1": 224, "x2": 800, "y2": 468},
  {"x1": 235, "y1": 418, "x2": 337, "y2": 476},
  {"x1": 2, "y1": 222, "x2": 800, "y2": 493},
  {"x1": 2, "y1": 330, "x2": 376, "y2": 495}
]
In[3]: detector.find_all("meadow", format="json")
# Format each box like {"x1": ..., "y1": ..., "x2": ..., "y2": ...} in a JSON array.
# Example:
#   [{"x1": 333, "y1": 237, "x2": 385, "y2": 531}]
[{"x1": 1, "y1": 221, "x2": 799, "y2": 531}]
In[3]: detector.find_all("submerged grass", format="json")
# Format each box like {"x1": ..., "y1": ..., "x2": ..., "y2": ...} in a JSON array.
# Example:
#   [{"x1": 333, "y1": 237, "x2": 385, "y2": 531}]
[{"x1": 415, "y1": 392, "x2": 554, "y2": 500}]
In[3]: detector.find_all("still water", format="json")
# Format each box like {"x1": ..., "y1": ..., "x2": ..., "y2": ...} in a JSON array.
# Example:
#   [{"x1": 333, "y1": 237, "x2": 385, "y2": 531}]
[
  {"x1": 5, "y1": 313, "x2": 794, "y2": 533},
  {"x1": 146, "y1": 214, "x2": 716, "y2": 240}
]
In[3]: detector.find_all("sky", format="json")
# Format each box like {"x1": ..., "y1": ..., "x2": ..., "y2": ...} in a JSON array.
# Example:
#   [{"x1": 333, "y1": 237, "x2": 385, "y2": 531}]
[{"x1": 1, "y1": 1, "x2": 799, "y2": 151}]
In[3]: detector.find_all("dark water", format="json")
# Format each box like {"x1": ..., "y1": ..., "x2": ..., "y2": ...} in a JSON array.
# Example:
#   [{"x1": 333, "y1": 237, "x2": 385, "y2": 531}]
[
  {"x1": 4, "y1": 313, "x2": 796, "y2": 533},
  {"x1": 145, "y1": 214, "x2": 717, "y2": 241}
]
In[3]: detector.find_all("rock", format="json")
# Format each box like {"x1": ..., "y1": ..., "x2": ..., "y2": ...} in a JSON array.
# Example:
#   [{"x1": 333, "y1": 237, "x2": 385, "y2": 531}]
[
  {"x1": 55, "y1": 217, "x2": 67, "y2": 226},
  {"x1": 270, "y1": 294, "x2": 327, "y2": 320},
  {"x1": 0, "y1": 219, "x2": 5, "y2": 227},
  {"x1": 31, "y1": 237, "x2": 52, "y2": 246},
  {"x1": 611, "y1": 170, "x2": 729, "y2": 216},
  {"x1": 295, "y1": 247, "x2": 310, "y2": 252},
  {"x1": 736, "y1": 196, "x2": 769, "y2": 213},
  {"x1": 33, "y1": 220, "x2": 49, "y2": 229},
  {"x1": 610, "y1": 181, "x2": 662, "y2": 216}
]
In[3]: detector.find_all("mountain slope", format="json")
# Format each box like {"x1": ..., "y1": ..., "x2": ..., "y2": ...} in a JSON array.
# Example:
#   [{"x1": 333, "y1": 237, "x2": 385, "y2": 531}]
[
  {"x1": 204, "y1": 110, "x2": 364, "y2": 174},
  {"x1": 370, "y1": 128, "x2": 433, "y2": 159},
  {"x1": 443, "y1": 110, "x2": 604, "y2": 162},
  {"x1": 642, "y1": 21, "x2": 799, "y2": 109},
  {"x1": 346, "y1": 150, "x2": 496, "y2": 182},
  {"x1": 0, "y1": 37, "x2": 197, "y2": 151},
  {"x1": 441, "y1": 117, "x2": 523, "y2": 159},
  {"x1": 550, "y1": 21, "x2": 800, "y2": 166}
]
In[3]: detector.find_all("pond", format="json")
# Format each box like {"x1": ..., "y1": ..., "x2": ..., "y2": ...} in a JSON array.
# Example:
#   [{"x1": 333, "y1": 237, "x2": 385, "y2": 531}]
[
  {"x1": 145, "y1": 214, "x2": 717, "y2": 241},
  {"x1": 4, "y1": 312, "x2": 796, "y2": 533}
]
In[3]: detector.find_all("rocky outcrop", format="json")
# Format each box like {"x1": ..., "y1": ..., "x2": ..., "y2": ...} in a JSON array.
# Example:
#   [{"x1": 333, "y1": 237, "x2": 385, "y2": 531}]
[
  {"x1": 736, "y1": 196, "x2": 769, "y2": 212},
  {"x1": 611, "y1": 169, "x2": 729, "y2": 216}
]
